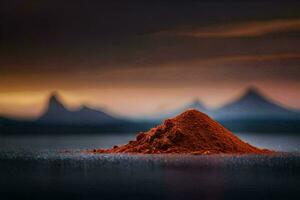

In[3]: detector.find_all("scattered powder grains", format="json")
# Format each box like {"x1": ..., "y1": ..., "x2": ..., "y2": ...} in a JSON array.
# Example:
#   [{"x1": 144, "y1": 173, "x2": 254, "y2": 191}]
[{"x1": 93, "y1": 109, "x2": 271, "y2": 155}]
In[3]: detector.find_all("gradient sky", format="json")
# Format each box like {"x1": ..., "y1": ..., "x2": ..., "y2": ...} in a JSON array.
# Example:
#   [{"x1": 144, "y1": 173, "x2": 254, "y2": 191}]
[{"x1": 1, "y1": 0, "x2": 300, "y2": 118}]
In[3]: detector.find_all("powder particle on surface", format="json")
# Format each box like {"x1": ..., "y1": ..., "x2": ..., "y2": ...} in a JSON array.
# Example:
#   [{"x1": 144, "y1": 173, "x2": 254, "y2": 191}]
[{"x1": 93, "y1": 109, "x2": 271, "y2": 155}]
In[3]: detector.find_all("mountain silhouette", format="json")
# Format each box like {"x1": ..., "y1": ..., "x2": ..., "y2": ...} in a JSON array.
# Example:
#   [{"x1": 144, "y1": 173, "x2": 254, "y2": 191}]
[
  {"x1": 38, "y1": 92, "x2": 126, "y2": 125},
  {"x1": 213, "y1": 86, "x2": 299, "y2": 120},
  {"x1": 46, "y1": 92, "x2": 69, "y2": 114},
  {"x1": 182, "y1": 98, "x2": 207, "y2": 113},
  {"x1": 1, "y1": 88, "x2": 300, "y2": 134}
]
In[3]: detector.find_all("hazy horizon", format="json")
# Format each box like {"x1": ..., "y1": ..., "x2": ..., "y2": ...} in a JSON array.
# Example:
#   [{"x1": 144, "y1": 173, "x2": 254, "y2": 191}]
[{"x1": 0, "y1": 85, "x2": 299, "y2": 119}]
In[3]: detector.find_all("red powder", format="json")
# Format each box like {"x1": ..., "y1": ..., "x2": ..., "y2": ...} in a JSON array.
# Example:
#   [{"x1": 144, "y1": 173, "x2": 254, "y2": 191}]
[{"x1": 93, "y1": 109, "x2": 271, "y2": 155}]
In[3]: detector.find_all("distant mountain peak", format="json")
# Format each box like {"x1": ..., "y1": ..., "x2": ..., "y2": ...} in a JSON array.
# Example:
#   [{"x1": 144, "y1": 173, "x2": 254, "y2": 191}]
[
  {"x1": 191, "y1": 98, "x2": 201, "y2": 104},
  {"x1": 190, "y1": 98, "x2": 205, "y2": 108},
  {"x1": 244, "y1": 86, "x2": 262, "y2": 94},
  {"x1": 49, "y1": 90, "x2": 60, "y2": 98},
  {"x1": 49, "y1": 92, "x2": 60, "y2": 101},
  {"x1": 182, "y1": 98, "x2": 207, "y2": 113},
  {"x1": 47, "y1": 92, "x2": 67, "y2": 111},
  {"x1": 241, "y1": 86, "x2": 266, "y2": 101},
  {"x1": 214, "y1": 86, "x2": 298, "y2": 119},
  {"x1": 39, "y1": 92, "x2": 125, "y2": 125},
  {"x1": 78, "y1": 105, "x2": 90, "y2": 111},
  {"x1": 77, "y1": 105, "x2": 98, "y2": 113}
]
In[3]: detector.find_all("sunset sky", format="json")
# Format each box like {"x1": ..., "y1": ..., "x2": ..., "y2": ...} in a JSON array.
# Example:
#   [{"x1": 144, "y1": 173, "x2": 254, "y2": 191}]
[{"x1": 1, "y1": 0, "x2": 300, "y2": 118}]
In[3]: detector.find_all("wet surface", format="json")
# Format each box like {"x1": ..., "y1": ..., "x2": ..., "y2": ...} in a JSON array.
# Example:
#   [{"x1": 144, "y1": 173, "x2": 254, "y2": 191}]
[{"x1": 0, "y1": 152, "x2": 299, "y2": 200}]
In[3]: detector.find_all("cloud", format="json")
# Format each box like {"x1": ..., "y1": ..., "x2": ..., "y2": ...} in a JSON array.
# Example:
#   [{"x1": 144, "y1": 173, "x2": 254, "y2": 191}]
[
  {"x1": 149, "y1": 53, "x2": 300, "y2": 70},
  {"x1": 207, "y1": 53, "x2": 300, "y2": 63},
  {"x1": 157, "y1": 19, "x2": 300, "y2": 38}
]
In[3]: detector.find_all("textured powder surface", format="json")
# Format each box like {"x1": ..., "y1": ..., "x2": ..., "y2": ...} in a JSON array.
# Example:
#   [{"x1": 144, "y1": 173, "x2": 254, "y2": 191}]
[{"x1": 93, "y1": 109, "x2": 271, "y2": 155}]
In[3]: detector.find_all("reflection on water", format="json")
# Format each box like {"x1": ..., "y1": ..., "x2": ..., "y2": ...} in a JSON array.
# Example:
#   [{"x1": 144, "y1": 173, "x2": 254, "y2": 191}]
[{"x1": 0, "y1": 132, "x2": 299, "y2": 153}]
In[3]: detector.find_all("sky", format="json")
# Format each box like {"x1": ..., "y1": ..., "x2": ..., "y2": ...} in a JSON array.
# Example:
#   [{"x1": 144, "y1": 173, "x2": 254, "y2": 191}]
[{"x1": 1, "y1": 0, "x2": 300, "y2": 118}]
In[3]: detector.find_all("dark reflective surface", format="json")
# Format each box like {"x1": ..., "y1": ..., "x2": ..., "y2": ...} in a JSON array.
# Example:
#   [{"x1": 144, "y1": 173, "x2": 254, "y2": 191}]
[
  {"x1": 1, "y1": 133, "x2": 299, "y2": 200},
  {"x1": 0, "y1": 153, "x2": 299, "y2": 200}
]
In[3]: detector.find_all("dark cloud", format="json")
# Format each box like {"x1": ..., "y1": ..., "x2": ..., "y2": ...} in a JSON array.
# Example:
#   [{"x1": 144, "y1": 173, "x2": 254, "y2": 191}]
[
  {"x1": 1, "y1": 1, "x2": 300, "y2": 48},
  {"x1": 156, "y1": 19, "x2": 300, "y2": 38}
]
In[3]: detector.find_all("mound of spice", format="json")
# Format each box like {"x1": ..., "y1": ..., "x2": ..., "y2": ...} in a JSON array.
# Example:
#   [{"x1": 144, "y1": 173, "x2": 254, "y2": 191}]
[{"x1": 93, "y1": 109, "x2": 271, "y2": 155}]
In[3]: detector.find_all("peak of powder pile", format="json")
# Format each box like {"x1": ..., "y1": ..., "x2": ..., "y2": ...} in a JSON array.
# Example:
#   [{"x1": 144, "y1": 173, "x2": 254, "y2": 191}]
[{"x1": 93, "y1": 109, "x2": 271, "y2": 155}]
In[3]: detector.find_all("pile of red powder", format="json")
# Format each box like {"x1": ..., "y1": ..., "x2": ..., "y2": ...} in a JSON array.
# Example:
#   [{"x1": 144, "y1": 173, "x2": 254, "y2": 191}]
[{"x1": 93, "y1": 109, "x2": 270, "y2": 155}]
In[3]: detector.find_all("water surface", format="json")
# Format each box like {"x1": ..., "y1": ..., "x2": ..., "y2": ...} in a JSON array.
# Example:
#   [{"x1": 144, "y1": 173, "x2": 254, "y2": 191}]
[
  {"x1": 0, "y1": 132, "x2": 299, "y2": 153},
  {"x1": 0, "y1": 132, "x2": 299, "y2": 200}
]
